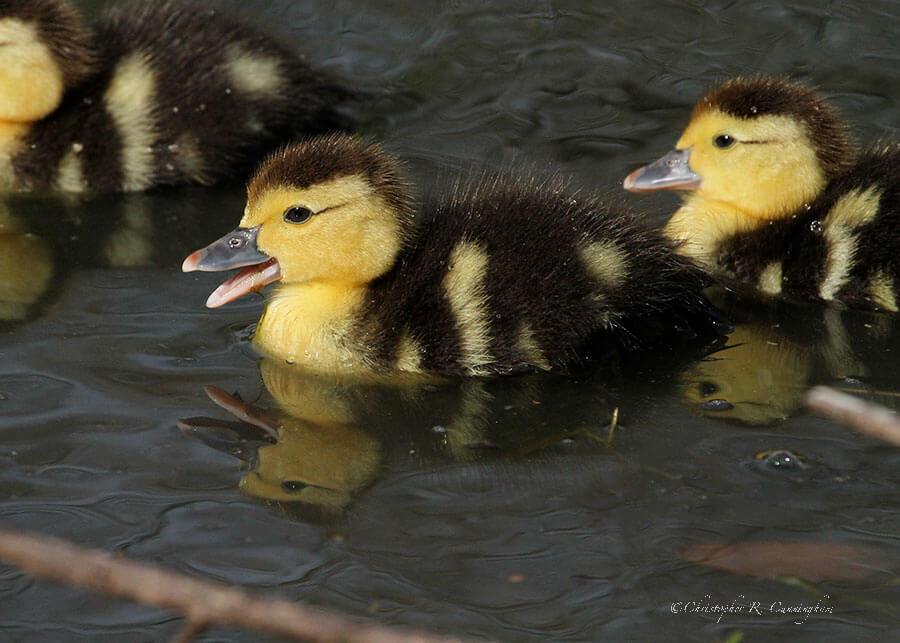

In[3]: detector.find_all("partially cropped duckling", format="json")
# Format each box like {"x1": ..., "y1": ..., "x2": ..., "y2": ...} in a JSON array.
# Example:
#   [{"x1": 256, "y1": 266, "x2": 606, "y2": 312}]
[
  {"x1": 624, "y1": 77, "x2": 899, "y2": 311},
  {"x1": 0, "y1": 0, "x2": 350, "y2": 192},
  {"x1": 183, "y1": 134, "x2": 726, "y2": 376}
]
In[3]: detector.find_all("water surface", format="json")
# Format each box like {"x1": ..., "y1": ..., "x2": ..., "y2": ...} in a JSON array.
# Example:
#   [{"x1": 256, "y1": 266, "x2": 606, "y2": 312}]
[{"x1": 1, "y1": 1, "x2": 898, "y2": 640}]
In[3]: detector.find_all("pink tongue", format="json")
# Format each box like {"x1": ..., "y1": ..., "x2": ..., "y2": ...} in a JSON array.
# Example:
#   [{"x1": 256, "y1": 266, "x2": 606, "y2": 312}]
[{"x1": 206, "y1": 258, "x2": 282, "y2": 308}]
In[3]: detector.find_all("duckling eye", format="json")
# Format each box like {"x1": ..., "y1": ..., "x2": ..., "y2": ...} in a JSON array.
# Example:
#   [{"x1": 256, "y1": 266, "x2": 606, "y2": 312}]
[
  {"x1": 283, "y1": 206, "x2": 314, "y2": 224},
  {"x1": 713, "y1": 134, "x2": 735, "y2": 149},
  {"x1": 281, "y1": 480, "x2": 308, "y2": 492}
]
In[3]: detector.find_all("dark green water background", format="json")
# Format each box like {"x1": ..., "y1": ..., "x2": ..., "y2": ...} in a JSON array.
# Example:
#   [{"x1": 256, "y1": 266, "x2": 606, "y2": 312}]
[{"x1": 0, "y1": 1, "x2": 897, "y2": 640}]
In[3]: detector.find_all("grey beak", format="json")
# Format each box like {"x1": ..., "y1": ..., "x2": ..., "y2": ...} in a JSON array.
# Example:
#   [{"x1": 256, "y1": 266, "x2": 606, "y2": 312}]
[
  {"x1": 182, "y1": 226, "x2": 270, "y2": 272},
  {"x1": 623, "y1": 148, "x2": 702, "y2": 193}
]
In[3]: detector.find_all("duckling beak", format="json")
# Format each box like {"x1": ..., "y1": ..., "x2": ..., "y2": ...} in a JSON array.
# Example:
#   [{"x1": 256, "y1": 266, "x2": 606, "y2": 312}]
[
  {"x1": 182, "y1": 226, "x2": 282, "y2": 308},
  {"x1": 623, "y1": 148, "x2": 701, "y2": 193}
]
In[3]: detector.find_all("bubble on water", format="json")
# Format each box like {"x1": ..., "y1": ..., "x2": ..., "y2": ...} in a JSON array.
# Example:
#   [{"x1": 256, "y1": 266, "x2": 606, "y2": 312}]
[
  {"x1": 809, "y1": 220, "x2": 823, "y2": 233},
  {"x1": 758, "y1": 449, "x2": 807, "y2": 471},
  {"x1": 71, "y1": 142, "x2": 83, "y2": 153},
  {"x1": 698, "y1": 398, "x2": 734, "y2": 412}
]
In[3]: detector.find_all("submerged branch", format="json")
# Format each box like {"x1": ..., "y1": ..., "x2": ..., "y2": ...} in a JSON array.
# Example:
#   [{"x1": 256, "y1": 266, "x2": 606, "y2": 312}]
[
  {"x1": 804, "y1": 386, "x2": 900, "y2": 447},
  {"x1": 0, "y1": 526, "x2": 466, "y2": 643}
]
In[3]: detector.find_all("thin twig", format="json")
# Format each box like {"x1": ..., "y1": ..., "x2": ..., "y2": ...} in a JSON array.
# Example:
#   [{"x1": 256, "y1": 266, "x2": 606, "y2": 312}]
[
  {"x1": 606, "y1": 407, "x2": 619, "y2": 446},
  {"x1": 804, "y1": 386, "x2": 900, "y2": 447},
  {"x1": 0, "y1": 527, "x2": 467, "y2": 643}
]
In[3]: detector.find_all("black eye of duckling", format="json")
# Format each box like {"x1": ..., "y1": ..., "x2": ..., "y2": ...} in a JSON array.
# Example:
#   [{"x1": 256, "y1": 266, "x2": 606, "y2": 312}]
[
  {"x1": 713, "y1": 134, "x2": 735, "y2": 149},
  {"x1": 281, "y1": 480, "x2": 309, "y2": 492},
  {"x1": 283, "y1": 206, "x2": 314, "y2": 224}
]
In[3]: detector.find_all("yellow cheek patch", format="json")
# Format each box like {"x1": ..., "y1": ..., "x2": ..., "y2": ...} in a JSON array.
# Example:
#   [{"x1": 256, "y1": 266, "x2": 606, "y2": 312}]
[
  {"x1": 677, "y1": 110, "x2": 826, "y2": 221},
  {"x1": 0, "y1": 19, "x2": 65, "y2": 122},
  {"x1": 244, "y1": 176, "x2": 403, "y2": 286}
]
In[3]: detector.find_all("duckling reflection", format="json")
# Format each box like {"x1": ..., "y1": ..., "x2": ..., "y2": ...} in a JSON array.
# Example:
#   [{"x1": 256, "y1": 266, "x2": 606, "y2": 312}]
[
  {"x1": 680, "y1": 292, "x2": 899, "y2": 425},
  {"x1": 0, "y1": 188, "x2": 240, "y2": 324},
  {"x1": 179, "y1": 355, "x2": 701, "y2": 521},
  {"x1": 0, "y1": 200, "x2": 53, "y2": 321},
  {"x1": 681, "y1": 322, "x2": 812, "y2": 425}
]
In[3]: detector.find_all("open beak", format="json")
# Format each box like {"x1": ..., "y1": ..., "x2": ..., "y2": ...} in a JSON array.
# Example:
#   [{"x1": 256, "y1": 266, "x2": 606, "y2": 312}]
[
  {"x1": 623, "y1": 148, "x2": 702, "y2": 193},
  {"x1": 182, "y1": 226, "x2": 282, "y2": 308},
  {"x1": 176, "y1": 386, "x2": 280, "y2": 464}
]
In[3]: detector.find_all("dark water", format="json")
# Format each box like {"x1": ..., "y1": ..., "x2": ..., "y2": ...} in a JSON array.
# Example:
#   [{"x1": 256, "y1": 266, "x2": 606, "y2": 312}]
[{"x1": 1, "y1": 1, "x2": 898, "y2": 640}]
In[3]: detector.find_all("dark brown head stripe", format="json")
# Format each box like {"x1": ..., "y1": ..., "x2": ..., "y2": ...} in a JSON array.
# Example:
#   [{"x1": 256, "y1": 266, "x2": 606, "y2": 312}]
[
  {"x1": 695, "y1": 77, "x2": 855, "y2": 179},
  {"x1": 248, "y1": 134, "x2": 414, "y2": 219}
]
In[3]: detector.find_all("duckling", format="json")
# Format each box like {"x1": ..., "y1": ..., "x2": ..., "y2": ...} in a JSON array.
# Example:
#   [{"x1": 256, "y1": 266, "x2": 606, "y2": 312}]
[
  {"x1": 0, "y1": 0, "x2": 351, "y2": 192},
  {"x1": 183, "y1": 134, "x2": 727, "y2": 376},
  {"x1": 624, "y1": 76, "x2": 900, "y2": 312}
]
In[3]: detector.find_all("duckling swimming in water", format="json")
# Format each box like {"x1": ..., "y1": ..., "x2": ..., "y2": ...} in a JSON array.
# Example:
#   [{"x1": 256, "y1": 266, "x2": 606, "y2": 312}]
[
  {"x1": 183, "y1": 134, "x2": 727, "y2": 376},
  {"x1": 0, "y1": 0, "x2": 351, "y2": 192},
  {"x1": 624, "y1": 76, "x2": 900, "y2": 312}
]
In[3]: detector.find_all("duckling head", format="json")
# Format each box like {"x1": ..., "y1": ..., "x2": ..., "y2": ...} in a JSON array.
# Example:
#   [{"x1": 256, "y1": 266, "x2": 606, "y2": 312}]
[
  {"x1": 0, "y1": 0, "x2": 96, "y2": 123},
  {"x1": 183, "y1": 134, "x2": 413, "y2": 307},
  {"x1": 624, "y1": 77, "x2": 853, "y2": 245}
]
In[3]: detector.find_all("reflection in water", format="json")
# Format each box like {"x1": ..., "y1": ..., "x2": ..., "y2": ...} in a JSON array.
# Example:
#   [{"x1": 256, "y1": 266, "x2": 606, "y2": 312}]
[
  {"x1": 0, "y1": 190, "x2": 240, "y2": 324},
  {"x1": 0, "y1": 201, "x2": 53, "y2": 321},
  {"x1": 180, "y1": 353, "x2": 698, "y2": 521},
  {"x1": 680, "y1": 291, "x2": 899, "y2": 425}
]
